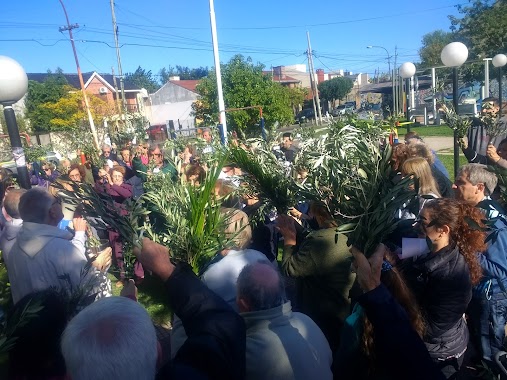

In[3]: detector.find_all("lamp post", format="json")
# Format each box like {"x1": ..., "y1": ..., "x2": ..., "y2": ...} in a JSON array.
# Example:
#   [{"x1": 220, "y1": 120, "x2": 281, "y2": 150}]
[
  {"x1": 0, "y1": 56, "x2": 31, "y2": 189},
  {"x1": 492, "y1": 54, "x2": 507, "y2": 119},
  {"x1": 441, "y1": 42, "x2": 469, "y2": 179},
  {"x1": 367, "y1": 46, "x2": 391, "y2": 76},
  {"x1": 399, "y1": 62, "x2": 416, "y2": 132}
]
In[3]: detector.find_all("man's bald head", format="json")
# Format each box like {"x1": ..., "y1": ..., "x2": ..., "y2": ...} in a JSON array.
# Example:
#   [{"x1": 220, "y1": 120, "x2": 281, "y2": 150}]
[
  {"x1": 236, "y1": 261, "x2": 286, "y2": 312},
  {"x1": 4, "y1": 189, "x2": 26, "y2": 219}
]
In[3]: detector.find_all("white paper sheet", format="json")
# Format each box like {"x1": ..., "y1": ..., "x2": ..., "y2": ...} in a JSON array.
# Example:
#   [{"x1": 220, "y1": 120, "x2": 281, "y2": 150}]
[{"x1": 399, "y1": 238, "x2": 430, "y2": 259}]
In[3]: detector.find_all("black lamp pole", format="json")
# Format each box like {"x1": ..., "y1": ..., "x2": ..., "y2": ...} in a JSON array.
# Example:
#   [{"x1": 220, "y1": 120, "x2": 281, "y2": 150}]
[{"x1": 2, "y1": 105, "x2": 30, "y2": 189}]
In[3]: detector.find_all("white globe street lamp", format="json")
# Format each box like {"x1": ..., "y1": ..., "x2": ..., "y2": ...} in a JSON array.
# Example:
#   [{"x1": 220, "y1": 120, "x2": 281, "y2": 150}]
[
  {"x1": 399, "y1": 62, "x2": 416, "y2": 131},
  {"x1": 0, "y1": 56, "x2": 31, "y2": 189},
  {"x1": 492, "y1": 53, "x2": 507, "y2": 118},
  {"x1": 441, "y1": 42, "x2": 469, "y2": 68},
  {"x1": 441, "y1": 42, "x2": 469, "y2": 178}
]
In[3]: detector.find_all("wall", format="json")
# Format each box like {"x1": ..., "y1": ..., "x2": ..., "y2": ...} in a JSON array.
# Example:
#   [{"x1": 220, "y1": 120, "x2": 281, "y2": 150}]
[
  {"x1": 151, "y1": 83, "x2": 197, "y2": 105},
  {"x1": 86, "y1": 76, "x2": 115, "y2": 103},
  {"x1": 147, "y1": 82, "x2": 198, "y2": 126}
]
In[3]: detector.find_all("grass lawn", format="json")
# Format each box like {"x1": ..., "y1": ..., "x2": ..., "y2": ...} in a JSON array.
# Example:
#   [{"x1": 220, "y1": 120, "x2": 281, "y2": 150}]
[
  {"x1": 436, "y1": 153, "x2": 468, "y2": 183},
  {"x1": 109, "y1": 273, "x2": 172, "y2": 326},
  {"x1": 296, "y1": 123, "x2": 455, "y2": 139},
  {"x1": 397, "y1": 125, "x2": 454, "y2": 137}
]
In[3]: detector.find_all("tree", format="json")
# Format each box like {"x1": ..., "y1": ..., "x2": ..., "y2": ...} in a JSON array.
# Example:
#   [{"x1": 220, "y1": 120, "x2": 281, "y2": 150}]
[
  {"x1": 448, "y1": 0, "x2": 507, "y2": 81},
  {"x1": 192, "y1": 55, "x2": 295, "y2": 136},
  {"x1": 287, "y1": 87, "x2": 308, "y2": 113},
  {"x1": 25, "y1": 69, "x2": 69, "y2": 132},
  {"x1": 0, "y1": 109, "x2": 29, "y2": 134},
  {"x1": 317, "y1": 77, "x2": 354, "y2": 107},
  {"x1": 125, "y1": 66, "x2": 159, "y2": 93},
  {"x1": 418, "y1": 30, "x2": 454, "y2": 68},
  {"x1": 159, "y1": 65, "x2": 209, "y2": 83},
  {"x1": 39, "y1": 89, "x2": 115, "y2": 132}
]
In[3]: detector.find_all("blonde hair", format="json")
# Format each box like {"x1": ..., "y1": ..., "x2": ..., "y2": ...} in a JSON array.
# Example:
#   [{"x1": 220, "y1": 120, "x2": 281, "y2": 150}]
[{"x1": 402, "y1": 157, "x2": 441, "y2": 197}]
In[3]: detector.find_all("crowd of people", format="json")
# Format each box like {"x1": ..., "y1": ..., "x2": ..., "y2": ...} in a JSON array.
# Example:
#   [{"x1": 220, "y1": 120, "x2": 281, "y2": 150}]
[{"x1": 0, "y1": 102, "x2": 507, "y2": 380}]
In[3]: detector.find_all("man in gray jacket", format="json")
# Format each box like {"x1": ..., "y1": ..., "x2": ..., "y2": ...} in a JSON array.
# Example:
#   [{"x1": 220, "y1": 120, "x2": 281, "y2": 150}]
[
  {"x1": 237, "y1": 262, "x2": 333, "y2": 380},
  {"x1": 5, "y1": 188, "x2": 107, "y2": 304}
]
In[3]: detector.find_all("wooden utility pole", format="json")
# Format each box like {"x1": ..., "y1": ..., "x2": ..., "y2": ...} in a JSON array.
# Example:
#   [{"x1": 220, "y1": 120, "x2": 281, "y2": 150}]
[
  {"x1": 110, "y1": 0, "x2": 127, "y2": 113},
  {"x1": 307, "y1": 31, "x2": 322, "y2": 125},
  {"x1": 58, "y1": 0, "x2": 100, "y2": 151},
  {"x1": 112, "y1": 66, "x2": 122, "y2": 132}
]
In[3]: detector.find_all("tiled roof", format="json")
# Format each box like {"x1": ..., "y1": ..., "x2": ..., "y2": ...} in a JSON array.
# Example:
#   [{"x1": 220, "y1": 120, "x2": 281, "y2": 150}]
[
  {"x1": 27, "y1": 72, "x2": 140, "y2": 91},
  {"x1": 168, "y1": 80, "x2": 200, "y2": 93}
]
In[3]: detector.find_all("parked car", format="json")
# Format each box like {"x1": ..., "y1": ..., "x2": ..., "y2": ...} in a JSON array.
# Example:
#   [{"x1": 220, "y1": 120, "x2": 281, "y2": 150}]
[
  {"x1": 331, "y1": 104, "x2": 355, "y2": 117},
  {"x1": 344, "y1": 101, "x2": 356, "y2": 110},
  {"x1": 357, "y1": 103, "x2": 383, "y2": 121},
  {"x1": 0, "y1": 150, "x2": 60, "y2": 177},
  {"x1": 295, "y1": 108, "x2": 315, "y2": 123}
]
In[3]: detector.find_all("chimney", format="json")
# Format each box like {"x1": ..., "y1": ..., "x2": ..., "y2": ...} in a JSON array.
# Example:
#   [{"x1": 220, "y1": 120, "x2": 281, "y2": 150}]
[
  {"x1": 316, "y1": 69, "x2": 325, "y2": 84},
  {"x1": 169, "y1": 76, "x2": 180, "y2": 81}
]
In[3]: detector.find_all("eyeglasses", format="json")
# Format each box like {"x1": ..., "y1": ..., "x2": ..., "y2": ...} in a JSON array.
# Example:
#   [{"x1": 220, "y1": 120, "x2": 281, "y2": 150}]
[
  {"x1": 414, "y1": 217, "x2": 436, "y2": 232},
  {"x1": 42, "y1": 167, "x2": 51, "y2": 172}
]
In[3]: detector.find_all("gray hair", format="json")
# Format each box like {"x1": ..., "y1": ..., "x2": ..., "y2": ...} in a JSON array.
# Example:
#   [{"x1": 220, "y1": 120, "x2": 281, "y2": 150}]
[
  {"x1": 4, "y1": 189, "x2": 26, "y2": 219},
  {"x1": 148, "y1": 142, "x2": 163, "y2": 155},
  {"x1": 459, "y1": 163, "x2": 498, "y2": 196},
  {"x1": 223, "y1": 208, "x2": 252, "y2": 250},
  {"x1": 61, "y1": 296, "x2": 158, "y2": 380},
  {"x1": 101, "y1": 144, "x2": 111, "y2": 151},
  {"x1": 407, "y1": 142, "x2": 434, "y2": 165},
  {"x1": 237, "y1": 262, "x2": 286, "y2": 311},
  {"x1": 18, "y1": 188, "x2": 54, "y2": 223}
]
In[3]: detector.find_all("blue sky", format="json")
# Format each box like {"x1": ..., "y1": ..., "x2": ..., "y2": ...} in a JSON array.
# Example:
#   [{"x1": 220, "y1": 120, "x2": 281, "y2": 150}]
[{"x1": 0, "y1": 0, "x2": 463, "y2": 79}]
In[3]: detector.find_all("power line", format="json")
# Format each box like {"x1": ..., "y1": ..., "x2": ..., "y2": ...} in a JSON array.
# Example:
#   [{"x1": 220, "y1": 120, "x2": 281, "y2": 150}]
[{"x1": 114, "y1": 3, "x2": 466, "y2": 31}]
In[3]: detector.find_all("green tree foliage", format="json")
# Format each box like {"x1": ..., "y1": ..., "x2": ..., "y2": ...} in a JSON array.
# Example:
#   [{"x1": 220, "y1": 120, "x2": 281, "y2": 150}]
[
  {"x1": 37, "y1": 89, "x2": 115, "y2": 132},
  {"x1": 418, "y1": 30, "x2": 454, "y2": 68},
  {"x1": 449, "y1": 0, "x2": 507, "y2": 81},
  {"x1": 317, "y1": 77, "x2": 354, "y2": 107},
  {"x1": 192, "y1": 55, "x2": 295, "y2": 136},
  {"x1": 0, "y1": 109, "x2": 29, "y2": 134},
  {"x1": 159, "y1": 65, "x2": 209, "y2": 83},
  {"x1": 287, "y1": 87, "x2": 308, "y2": 112},
  {"x1": 25, "y1": 69, "x2": 69, "y2": 132},
  {"x1": 125, "y1": 66, "x2": 159, "y2": 93}
]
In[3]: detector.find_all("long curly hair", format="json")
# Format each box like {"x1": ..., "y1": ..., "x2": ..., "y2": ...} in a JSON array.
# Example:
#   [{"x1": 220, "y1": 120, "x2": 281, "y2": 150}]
[
  {"x1": 361, "y1": 266, "x2": 425, "y2": 370},
  {"x1": 422, "y1": 198, "x2": 487, "y2": 285}
]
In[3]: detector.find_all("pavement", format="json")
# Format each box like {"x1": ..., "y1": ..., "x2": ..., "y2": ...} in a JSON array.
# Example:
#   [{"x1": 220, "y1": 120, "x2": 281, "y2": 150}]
[{"x1": 419, "y1": 136, "x2": 455, "y2": 154}]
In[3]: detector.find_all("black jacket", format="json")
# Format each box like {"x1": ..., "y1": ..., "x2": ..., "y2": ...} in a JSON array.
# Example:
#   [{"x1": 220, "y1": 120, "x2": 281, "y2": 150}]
[
  {"x1": 353, "y1": 284, "x2": 445, "y2": 380},
  {"x1": 157, "y1": 264, "x2": 246, "y2": 380},
  {"x1": 431, "y1": 165, "x2": 453, "y2": 198},
  {"x1": 403, "y1": 245, "x2": 471, "y2": 360}
]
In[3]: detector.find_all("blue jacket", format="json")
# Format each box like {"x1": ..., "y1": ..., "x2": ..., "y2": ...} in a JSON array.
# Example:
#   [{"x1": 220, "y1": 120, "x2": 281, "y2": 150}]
[
  {"x1": 432, "y1": 150, "x2": 450, "y2": 179},
  {"x1": 476, "y1": 217, "x2": 507, "y2": 297}
]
